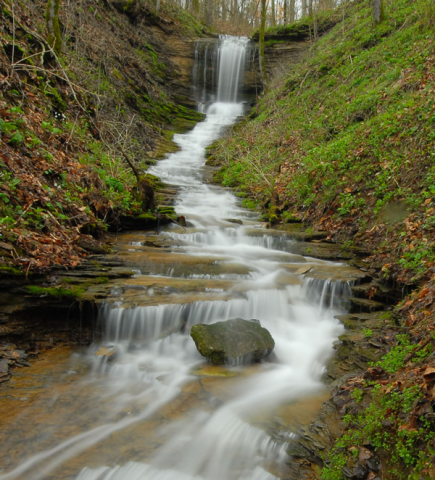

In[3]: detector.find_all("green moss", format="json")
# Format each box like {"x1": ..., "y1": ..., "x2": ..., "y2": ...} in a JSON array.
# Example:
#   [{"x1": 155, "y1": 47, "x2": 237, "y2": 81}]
[
  {"x1": 25, "y1": 285, "x2": 80, "y2": 298},
  {"x1": 112, "y1": 68, "x2": 123, "y2": 80},
  {"x1": 0, "y1": 265, "x2": 23, "y2": 276},
  {"x1": 46, "y1": 87, "x2": 67, "y2": 112},
  {"x1": 25, "y1": 276, "x2": 110, "y2": 300},
  {"x1": 136, "y1": 212, "x2": 157, "y2": 220}
]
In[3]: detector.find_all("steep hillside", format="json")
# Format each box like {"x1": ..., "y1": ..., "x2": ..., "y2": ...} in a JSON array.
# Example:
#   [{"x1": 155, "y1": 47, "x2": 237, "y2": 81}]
[
  {"x1": 214, "y1": 0, "x2": 435, "y2": 286},
  {"x1": 0, "y1": 0, "x2": 204, "y2": 272},
  {"x1": 211, "y1": 0, "x2": 435, "y2": 478}
]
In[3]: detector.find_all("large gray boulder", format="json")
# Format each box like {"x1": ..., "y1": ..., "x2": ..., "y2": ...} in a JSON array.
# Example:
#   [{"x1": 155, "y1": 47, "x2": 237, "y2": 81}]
[{"x1": 190, "y1": 318, "x2": 275, "y2": 365}]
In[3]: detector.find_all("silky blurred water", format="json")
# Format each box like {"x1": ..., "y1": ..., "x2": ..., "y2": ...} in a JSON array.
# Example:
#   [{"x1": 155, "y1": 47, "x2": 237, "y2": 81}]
[{"x1": 0, "y1": 37, "x2": 347, "y2": 480}]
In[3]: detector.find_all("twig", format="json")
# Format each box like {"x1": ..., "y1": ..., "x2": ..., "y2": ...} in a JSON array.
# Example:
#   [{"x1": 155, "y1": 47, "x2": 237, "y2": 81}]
[
  {"x1": 12, "y1": 64, "x2": 98, "y2": 101},
  {"x1": 298, "y1": 69, "x2": 310, "y2": 91},
  {"x1": 11, "y1": 4, "x2": 15, "y2": 70},
  {"x1": 165, "y1": 215, "x2": 186, "y2": 231},
  {"x1": 66, "y1": 112, "x2": 79, "y2": 145}
]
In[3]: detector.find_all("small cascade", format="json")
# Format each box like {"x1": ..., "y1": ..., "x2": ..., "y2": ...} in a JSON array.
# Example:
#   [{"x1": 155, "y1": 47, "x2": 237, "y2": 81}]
[
  {"x1": 303, "y1": 277, "x2": 353, "y2": 310},
  {"x1": 165, "y1": 229, "x2": 291, "y2": 251}
]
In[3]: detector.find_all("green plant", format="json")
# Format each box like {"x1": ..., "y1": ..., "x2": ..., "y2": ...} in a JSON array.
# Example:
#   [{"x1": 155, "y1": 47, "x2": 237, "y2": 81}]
[
  {"x1": 363, "y1": 328, "x2": 373, "y2": 338},
  {"x1": 322, "y1": 385, "x2": 431, "y2": 479},
  {"x1": 374, "y1": 334, "x2": 414, "y2": 374},
  {"x1": 350, "y1": 388, "x2": 364, "y2": 403}
]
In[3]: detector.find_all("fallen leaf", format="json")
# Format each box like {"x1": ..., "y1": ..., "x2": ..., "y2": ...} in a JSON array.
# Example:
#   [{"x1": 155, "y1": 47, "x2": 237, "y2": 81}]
[{"x1": 423, "y1": 367, "x2": 435, "y2": 384}]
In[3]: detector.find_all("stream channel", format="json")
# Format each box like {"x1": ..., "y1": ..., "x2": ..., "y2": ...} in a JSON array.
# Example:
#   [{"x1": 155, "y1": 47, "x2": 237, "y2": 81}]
[{"x1": 0, "y1": 36, "x2": 362, "y2": 480}]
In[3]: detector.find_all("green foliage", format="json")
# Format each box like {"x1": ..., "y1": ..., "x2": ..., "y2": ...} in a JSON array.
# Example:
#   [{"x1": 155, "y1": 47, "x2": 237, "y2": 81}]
[
  {"x1": 350, "y1": 388, "x2": 364, "y2": 403},
  {"x1": 212, "y1": 0, "x2": 435, "y2": 283},
  {"x1": 362, "y1": 328, "x2": 373, "y2": 338},
  {"x1": 397, "y1": 241, "x2": 435, "y2": 281},
  {"x1": 374, "y1": 334, "x2": 413, "y2": 374},
  {"x1": 322, "y1": 385, "x2": 433, "y2": 479},
  {"x1": 41, "y1": 120, "x2": 62, "y2": 135}
]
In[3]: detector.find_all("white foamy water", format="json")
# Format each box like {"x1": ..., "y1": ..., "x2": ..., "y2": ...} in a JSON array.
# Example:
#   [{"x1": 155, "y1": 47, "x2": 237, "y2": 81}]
[{"x1": 0, "y1": 37, "x2": 348, "y2": 480}]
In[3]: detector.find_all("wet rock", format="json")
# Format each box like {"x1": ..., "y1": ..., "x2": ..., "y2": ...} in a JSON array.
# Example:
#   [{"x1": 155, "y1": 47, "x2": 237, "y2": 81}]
[
  {"x1": 95, "y1": 345, "x2": 118, "y2": 360},
  {"x1": 224, "y1": 218, "x2": 243, "y2": 225},
  {"x1": 191, "y1": 365, "x2": 239, "y2": 377},
  {"x1": 304, "y1": 265, "x2": 370, "y2": 283},
  {"x1": 341, "y1": 460, "x2": 368, "y2": 479},
  {"x1": 351, "y1": 281, "x2": 402, "y2": 304},
  {"x1": 190, "y1": 318, "x2": 275, "y2": 365},
  {"x1": 288, "y1": 242, "x2": 355, "y2": 260},
  {"x1": 348, "y1": 297, "x2": 385, "y2": 313},
  {"x1": 75, "y1": 235, "x2": 111, "y2": 254},
  {"x1": 0, "y1": 358, "x2": 9, "y2": 373},
  {"x1": 274, "y1": 224, "x2": 328, "y2": 241},
  {"x1": 366, "y1": 455, "x2": 381, "y2": 472}
]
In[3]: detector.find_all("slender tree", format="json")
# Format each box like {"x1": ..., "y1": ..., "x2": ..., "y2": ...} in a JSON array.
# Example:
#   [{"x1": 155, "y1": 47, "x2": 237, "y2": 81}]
[
  {"x1": 259, "y1": 0, "x2": 268, "y2": 86},
  {"x1": 289, "y1": 0, "x2": 295, "y2": 22},
  {"x1": 373, "y1": 0, "x2": 385, "y2": 25},
  {"x1": 45, "y1": 0, "x2": 62, "y2": 55}
]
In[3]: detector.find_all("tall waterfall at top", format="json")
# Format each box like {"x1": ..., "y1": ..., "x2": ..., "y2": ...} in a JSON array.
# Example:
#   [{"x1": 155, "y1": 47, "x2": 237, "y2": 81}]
[{"x1": 193, "y1": 36, "x2": 250, "y2": 110}]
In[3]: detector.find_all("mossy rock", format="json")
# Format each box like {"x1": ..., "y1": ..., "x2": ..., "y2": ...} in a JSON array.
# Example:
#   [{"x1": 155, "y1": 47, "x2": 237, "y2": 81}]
[
  {"x1": 190, "y1": 318, "x2": 275, "y2": 366},
  {"x1": 158, "y1": 206, "x2": 176, "y2": 215}
]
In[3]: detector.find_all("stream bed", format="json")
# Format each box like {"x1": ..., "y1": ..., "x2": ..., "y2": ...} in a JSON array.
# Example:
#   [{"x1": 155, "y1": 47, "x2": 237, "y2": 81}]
[{"x1": 0, "y1": 36, "x2": 363, "y2": 480}]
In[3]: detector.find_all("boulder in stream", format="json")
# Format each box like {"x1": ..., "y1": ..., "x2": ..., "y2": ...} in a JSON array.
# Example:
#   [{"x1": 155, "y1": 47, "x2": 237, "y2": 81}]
[{"x1": 190, "y1": 318, "x2": 275, "y2": 365}]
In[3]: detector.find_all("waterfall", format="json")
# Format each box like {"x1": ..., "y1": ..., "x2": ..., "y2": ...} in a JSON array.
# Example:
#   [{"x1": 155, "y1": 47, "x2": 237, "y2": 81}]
[
  {"x1": 217, "y1": 36, "x2": 249, "y2": 102},
  {"x1": 193, "y1": 36, "x2": 250, "y2": 109}
]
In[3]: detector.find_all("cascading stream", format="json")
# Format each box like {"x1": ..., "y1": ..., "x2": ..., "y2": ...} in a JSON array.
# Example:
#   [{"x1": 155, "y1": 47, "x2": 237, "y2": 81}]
[{"x1": 0, "y1": 36, "x2": 350, "y2": 480}]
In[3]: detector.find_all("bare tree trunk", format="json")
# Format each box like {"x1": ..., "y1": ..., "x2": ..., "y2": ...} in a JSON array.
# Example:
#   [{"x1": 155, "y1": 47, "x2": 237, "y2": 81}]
[
  {"x1": 289, "y1": 0, "x2": 295, "y2": 22},
  {"x1": 271, "y1": 0, "x2": 276, "y2": 25},
  {"x1": 156, "y1": 0, "x2": 161, "y2": 16},
  {"x1": 45, "y1": 0, "x2": 62, "y2": 55},
  {"x1": 373, "y1": 0, "x2": 385, "y2": 25},
  {"x1": 259, "y1": 0, "x2": 268, "y2": 87},
  {"x1": 301, "y1": 0, "x2": 307, "y2": 18},
  {"x1": 204, "y1": 0, "x2": 213, "y2": 25},
  {"x1": 313, "y1": 0, "x2": 318, "y2": 37}
]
